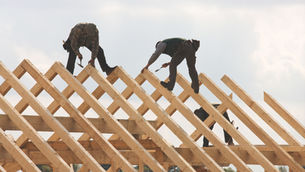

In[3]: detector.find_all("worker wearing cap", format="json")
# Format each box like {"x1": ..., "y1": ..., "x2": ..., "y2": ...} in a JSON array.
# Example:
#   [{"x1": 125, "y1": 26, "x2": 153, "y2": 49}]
[
  {"x1": 142, "y1": 38, "x2": 200, "y2": 93},
  {"x1": 63, "y1": 23, "x2": 116, "y2": 75}
]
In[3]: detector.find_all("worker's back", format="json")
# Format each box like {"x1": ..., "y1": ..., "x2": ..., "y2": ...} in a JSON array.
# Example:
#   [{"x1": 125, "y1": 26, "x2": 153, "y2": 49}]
[{"x1": 68, "y1": 23, "x2": 99, "y2": 48}]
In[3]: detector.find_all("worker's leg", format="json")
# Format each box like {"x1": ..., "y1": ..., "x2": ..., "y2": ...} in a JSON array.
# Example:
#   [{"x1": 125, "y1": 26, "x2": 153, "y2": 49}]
[
  {"x1": 66, "y1": 51, "x2": 77, "y2": 74},
  {"x1": 89, "y1": 39, "x2": 99, "y2": 68},
  {"x1": 161, "y1": 55, "x2": 184, "y2": 91},
  {"x1": 203, "y1": 124, "x2": 214, "y2": 147},
  {"x1": 186, "y1": 55, "x2": 199, "y2": 93},
  {"x1": 223, "y1": 111, "x2": 233, "y2": 144},
  {"x1": 96, "y1": 46, "x2": 116, "y2": 75}
]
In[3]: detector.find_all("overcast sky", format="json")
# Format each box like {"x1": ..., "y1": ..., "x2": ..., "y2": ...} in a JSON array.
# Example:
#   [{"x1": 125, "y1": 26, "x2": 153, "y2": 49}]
[{"x1": 1, "y1": 1, "x2": 305, "y2": 171}]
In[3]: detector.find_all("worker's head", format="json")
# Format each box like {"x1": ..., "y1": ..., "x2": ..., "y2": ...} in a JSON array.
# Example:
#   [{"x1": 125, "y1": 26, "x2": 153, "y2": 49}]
[
  {"x1": 191, "y1": 39, "x2": 200, "y2": 52},
  {"x1": 155, "y1": 41, "x2": 161, "y2": 49},
  {"x1": 63, "y1": 39, "x2": 72, "y2": 52}
]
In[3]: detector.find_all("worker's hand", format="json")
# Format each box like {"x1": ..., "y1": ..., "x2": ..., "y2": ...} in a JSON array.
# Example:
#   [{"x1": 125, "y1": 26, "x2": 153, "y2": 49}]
[
  {"x1": 141, "y1": 64, "x2": 150, "y2": 73},
  {"x1": 162, "y1": 62, "x2": 170, "y2": 68},
  {"x1": 141, "y1": 66, "x2": 148, "y2": 73},
  {"x1": 77, "y1": 54, "x2": 83, "y2": 61},
  {"x1": 88, "y1": 59, "x2": 95, "y2": 67}
]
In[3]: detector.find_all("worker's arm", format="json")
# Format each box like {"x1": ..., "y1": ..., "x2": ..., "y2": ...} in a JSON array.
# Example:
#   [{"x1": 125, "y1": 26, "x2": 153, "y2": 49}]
[
  {"x1": 70, "y1": 36, "x2": 83, "y2": 60},
  {"x1": 141, "y1": 42, "x2": 166, "y2": 73}
]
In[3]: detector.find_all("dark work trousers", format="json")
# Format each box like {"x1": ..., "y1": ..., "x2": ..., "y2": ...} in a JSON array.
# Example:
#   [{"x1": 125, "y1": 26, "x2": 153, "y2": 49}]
[
  {"x1": 167, "y1": 42, "x2": 199, "y2": 93},
  {"x1": 194, "y1": 104, "x2": 232, "y2": 147},
  {"x1": 66, "y1": 46, "x2": 112, "y2": 74}
]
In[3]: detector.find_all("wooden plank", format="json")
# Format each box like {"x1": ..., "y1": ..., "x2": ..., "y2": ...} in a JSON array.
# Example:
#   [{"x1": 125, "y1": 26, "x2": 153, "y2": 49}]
[
  {"x1": 0, "y1": 92, "x2": 71, "y2": 171},
  {"x1": 176, "y1": 74, "x2": 272, "y2": 171},
  {"x1": 22, "y1": 60, "x2": 134, "y2": 172},
  {"x1": 199, "y1": 73, "x2": 305, "y2": 172},
  {"x1": 222, "y1": 75, "x2": 305, "y2": 170},
  {"x1": 142, "y1": 70, "x2": 251, "y2": 172},
  {"x1": 0, "y1": 128, "x2": 40, "y2": 172},
  {"x1": 138, "y1": 160, "x2": 144, "y2": 172},
  {"x1": 76, "y1": 74, "x2": 119, "y2": 141},
  {"x1": 222, "y1": 75, "x2": 305, "y2": 165},
  {"x1": 52, "y1": 62, "x2": 166, "y2": 172},
  {"x1": 0, "y1": 63, "x2": 48, "y2": 168},
  {"x1": 107, "y1": 74, "x2": 147, "y2": 116},
  {"x1": 264, "y1": 92, "x2": 305, "y2": 139},
  {"x1": 118, "y1": 67, "x2": 223, "y2": 171},
  {"x1": 0, "y1": 165, "x2": 6, "y2": 172},
  {"x1": 175, "y1": 74, "x2": 233, "y2": 145},
  {"x1": 4, "y1": 64, "x2": 58, "y2": 154},
  {"x1": 46, "y1": 67, "x2": 118, "y2": 142},
  {"x1": 0, "y1": 64, "x2": 58, "y2": 172},
  {"x1": 0, "y1": 61, "x2": 105, "y2": 172},
  {"x1": 41, "y1": 66, "x2": 125, "y2": 172},
  {"x1": 1, "y1": 66, "x2": 84, "y2": 171},
  {"x1": 22, "y1": 140, "x2": 158, "y2": 151},
  {"x1": 140, "y1": 87, "x2": 189, "y2": 141},
  {"x1": 22, "y1": 61, "x2": 135, "y2": 172},
  {"x1": 105, "y1": 75, "x2": 148, "y2": 141},
  {"x1": 46, "y1": 68, "x2": 118, "y2": 172},
  {"x1": 2, "y1": 163, "x2": 20, "y2": 172},
  {"x1": 0, "y1": 64, "x2": 26, "y2": 95},
  {"x1": 115, "y1": 75, "x2": 228, "y2": 143},
  {"x1": 222, "y1": 75, "x2": 301, "y2": 146},
  {"x1": 82, "y1": 65, "x2": 196, "y2": 171},
  {"x1": 2, "y1": 141, "x2": 305, "y2": 166},
  {"x1": 0, "y1": 114, "x2": 156, "y2": 134},
  {"x1": 46, "y1": 66, "x2": 93, "y2": 141},
  {"x1": 184, "y1": 99, "x2": 230, "y2": 144},
  {"x1": 18, "y1": 140, "x2": 305, "y2": 152}
]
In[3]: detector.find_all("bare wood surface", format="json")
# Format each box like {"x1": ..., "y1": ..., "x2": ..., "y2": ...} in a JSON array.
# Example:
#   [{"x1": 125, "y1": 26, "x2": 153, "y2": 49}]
[
  {"x1": 92, "y1": 66, "x2": 197, "y2": 171},
  {"x1": 22, "y1": 60, "x2": 136, "y2": 172},
  {"x1": 1, "y1": 141, "x2": 304, "y2": 166},
  {"x1": 53, "y1": 62, "x2": 166, "y2": 172},
  {"x1": 0, "y1": 62, "x2": 72, "y2": 172},
  {"x1": 0, "y1": 128, "x2": 40, "y2": 172},
  {"x1": 200, "y1": 73, "x2": 304, "y2": 172},
  {"x1": 264, "y1": 92, "x2": 305, "y2": 139},
  {"x1": 142, "y1": 70, "x2": 250, "y2": 171},
  {"x1": 222, "y1": 75, "x2": 301, "y2": 145},
  {"x1": 0, "y1": 61, "x2": 105, "y2": 172},
  {"x1": 0, "y1": 114, "x2": 156, "y2": 134}
]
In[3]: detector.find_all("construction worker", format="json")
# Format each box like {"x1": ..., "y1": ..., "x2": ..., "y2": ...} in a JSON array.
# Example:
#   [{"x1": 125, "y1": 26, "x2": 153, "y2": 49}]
[
  {"x1": 141, "y1": 38, "x2": 200, "y2": 93},
  {"x1": 63, "y1": 23, "x2": 116, "y2": 75},
  {"x1": 194, "y1": 104, "x2": 234, "y2": 147}
]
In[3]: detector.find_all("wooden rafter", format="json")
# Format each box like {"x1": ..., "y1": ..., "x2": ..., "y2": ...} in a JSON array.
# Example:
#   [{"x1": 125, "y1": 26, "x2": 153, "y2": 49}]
[
  {"x1": 0, "y1": 62, "x2": 72, "y2": 172},
  {"x1": 142, "y1": 70, "x2": 251, "y2": 171},
  {"x1": 1, "y1": 141, "x2": 304, "y2": 166},
  {"x1": 0, "y1": 61, "x2": 104, "y2": 172},
  {"x1": 21, "y1": 60, "x2": 136, "y2": 172},
  {"x1": 199, "y1": 73, "x2": 305, "y2": 171},
  {"x1": 51, "y1": 62, "x2": 166, "y2": 172},
  {"x1": 264, "y1": 92, "x2": 305, "y2": 139},
  {"x1": 0, "y1": 59, "x2": 304, "y2": 172},
  {"x1": 0, "y1": 114, "x2": 156, "y2": 134},
  {"x1": 117, "y1": 67, "x2": 222, "y2": 171},
  {"x1": 0, "y1": 128, "x2": 40, "y2": 172}
]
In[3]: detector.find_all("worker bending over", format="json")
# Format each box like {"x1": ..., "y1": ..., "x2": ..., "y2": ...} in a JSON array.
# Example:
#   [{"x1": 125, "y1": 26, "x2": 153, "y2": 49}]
[
  {"x1": 142, "y1": 38, "x2": 200, "y2": 93},
  {"x1": 63, "y1": 23, "x2": 116, "y2": 75}
]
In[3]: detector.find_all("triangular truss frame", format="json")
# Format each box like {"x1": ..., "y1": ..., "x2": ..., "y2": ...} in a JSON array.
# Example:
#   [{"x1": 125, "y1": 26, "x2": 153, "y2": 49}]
[{"x1": 0, "y1": 59, "x2": 304, "y2": 172}]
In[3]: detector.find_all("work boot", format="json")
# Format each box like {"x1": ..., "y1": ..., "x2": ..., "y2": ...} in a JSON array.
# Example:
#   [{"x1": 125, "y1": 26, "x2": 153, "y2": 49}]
[
  {"x1": 106, "y1": 66, "x2": 117, "y2": 75},
  {"x1": 203, "y1": 141, "x2": 209, "y2": 147},
  {"x1": 227, "y1": 138, "x2": 234, "y2": 146},
  {"x1": 160, "y1": 81, "x2": 173, "y2": 91},
  {"x1": 191, "y1": 82, "x2": 199, "y2": 94}
]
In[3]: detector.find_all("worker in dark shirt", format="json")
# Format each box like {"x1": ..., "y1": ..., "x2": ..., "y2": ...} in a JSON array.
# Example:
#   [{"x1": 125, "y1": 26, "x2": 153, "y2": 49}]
[
  {"x1": 63, "y1": 23, "x2": 116, "y2": 75},
  {"x1": 141, "y1": 38, "x2": 200, "y2": 93},
  {"x1": 194, "y1": 104, "x2": 234, "y2": 147}
]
